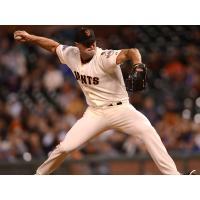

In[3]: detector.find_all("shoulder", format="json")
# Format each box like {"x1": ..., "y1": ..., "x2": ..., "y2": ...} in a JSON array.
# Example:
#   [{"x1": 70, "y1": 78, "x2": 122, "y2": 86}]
[
  {"x1": 58, "y1": 45, "x2": 79, "y2": 55},
  {"x1": 100, "y1": 49, "x2": 120, "y2": 58},
  {"x1": 95, "y1": 47, "x2": 103, "y2": 56},
  {"x1": 56, "y1": 45, "x2": 80, "y2": 66},
  {"x1": 95, "y1": 47, "x2": 121, "y2": 73},
  {"x1": 95, "y1": 48, "x2": 116, "y2": 59}
]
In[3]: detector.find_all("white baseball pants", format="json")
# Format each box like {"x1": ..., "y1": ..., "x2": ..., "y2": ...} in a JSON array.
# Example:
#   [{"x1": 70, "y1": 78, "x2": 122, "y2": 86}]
[{"x1": 36, "y1": 102, "x2": 180, "y2": 175}]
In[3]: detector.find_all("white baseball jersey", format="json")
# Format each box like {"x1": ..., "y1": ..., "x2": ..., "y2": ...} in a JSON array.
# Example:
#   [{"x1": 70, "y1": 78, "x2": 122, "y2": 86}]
[{"x1": 56, "y1": 45, "x2": 129, "y2": 107}]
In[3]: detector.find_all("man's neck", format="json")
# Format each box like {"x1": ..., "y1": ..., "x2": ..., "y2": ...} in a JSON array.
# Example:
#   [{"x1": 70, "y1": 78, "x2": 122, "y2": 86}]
[{"x1": 81, "y1": 56, "x2": 93, "y2": 64}]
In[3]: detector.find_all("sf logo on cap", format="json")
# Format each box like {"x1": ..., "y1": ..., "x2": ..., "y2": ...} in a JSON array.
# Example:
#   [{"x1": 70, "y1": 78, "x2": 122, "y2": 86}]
[{"x1": 85, "y1": 30, "x2": 91, "y2": 37}]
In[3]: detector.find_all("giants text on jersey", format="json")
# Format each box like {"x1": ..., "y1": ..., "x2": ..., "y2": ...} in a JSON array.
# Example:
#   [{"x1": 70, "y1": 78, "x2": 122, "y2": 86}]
[{"x1": 56, "y1": 45, "x2": 129, "y2": 107}]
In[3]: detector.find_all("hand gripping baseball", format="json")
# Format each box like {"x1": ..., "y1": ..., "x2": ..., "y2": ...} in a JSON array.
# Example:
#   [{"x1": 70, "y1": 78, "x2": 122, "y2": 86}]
[{"x1": 14, "y1": 30, "x2": 32, "y2": 42}]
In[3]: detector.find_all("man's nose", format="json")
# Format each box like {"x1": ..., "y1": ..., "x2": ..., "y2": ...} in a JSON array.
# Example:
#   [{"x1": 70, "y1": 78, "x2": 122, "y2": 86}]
[{"x1": 88, "y1": 43, "x2": 95, "y2": 50}]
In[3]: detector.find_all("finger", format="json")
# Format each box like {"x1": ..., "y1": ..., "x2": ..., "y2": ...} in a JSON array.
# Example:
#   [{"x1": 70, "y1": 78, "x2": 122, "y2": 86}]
[
  {"x1": 15, "y1": 38, "x2": 26, "y2": 43},
  {"x1": 14, "y1": 30, "x2": 23, "y2": 35},
  {"x1": 15, "y1": 36, "x2": 23, "y2": 40},
  {"x1": 14, "y1": 30, "x2": 26, "y2": 36},
  {"x1": 21, "y1": 40, "x2": 27, "y2": 42}
]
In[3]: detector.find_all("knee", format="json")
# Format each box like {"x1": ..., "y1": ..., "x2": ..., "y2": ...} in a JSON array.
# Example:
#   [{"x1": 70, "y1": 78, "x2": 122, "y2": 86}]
[
  {"x1": 139, "y1": 121, "x2": 152, "y2": 132},
  {"x1": 58, "y1": 142, "x2": 69, "y2": 154},
  {"x1": 138, "y1": 123, "x2": 158, "y2": 138},
  {"x1": 58, "y1": 141, "x2": 76, "y2": 154},
  {"x1": 145, "y1": 124, "x2": 156, "y2": 133}
]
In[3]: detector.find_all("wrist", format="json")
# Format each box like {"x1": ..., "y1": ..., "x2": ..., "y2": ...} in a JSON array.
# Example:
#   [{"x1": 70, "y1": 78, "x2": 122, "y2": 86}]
[{"x1": 28, "y1": 34, "x2": 37, "y2": 43}]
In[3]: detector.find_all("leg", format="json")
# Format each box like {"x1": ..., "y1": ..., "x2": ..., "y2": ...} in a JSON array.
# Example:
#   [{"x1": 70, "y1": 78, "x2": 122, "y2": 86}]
[
  {"x1": 36, "y1": 108, "x2": 108, "y2": 175},
  {"x1": 116, "y1": 104, "x2": 180, "y2": 175}
]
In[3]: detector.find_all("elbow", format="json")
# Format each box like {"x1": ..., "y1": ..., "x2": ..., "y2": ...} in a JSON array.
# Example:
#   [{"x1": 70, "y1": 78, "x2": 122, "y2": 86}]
[
  {"x1": 128, "y1": 48, "x2": 140, "y2": 56},
  {"x1": 51, "y1": 43, "x2": 60, "y2": 54},
  {"x1": 117, "y1": 48, "x2": 141, "y2": 65},
  {"x1": 127, "y1": 48, "x2": 142, "y2": 63},
  {"x1": 50, "y1": 46, "x2": 58, "y2": 54},
  {"x1": 51, "y1": 47, "x2": 57, "y2": 54}
]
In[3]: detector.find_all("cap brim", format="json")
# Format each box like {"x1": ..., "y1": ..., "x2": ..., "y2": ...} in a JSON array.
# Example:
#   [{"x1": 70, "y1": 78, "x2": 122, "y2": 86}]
[{"x1": 81, "y1": 38, "x2": 96, "y2": 47}]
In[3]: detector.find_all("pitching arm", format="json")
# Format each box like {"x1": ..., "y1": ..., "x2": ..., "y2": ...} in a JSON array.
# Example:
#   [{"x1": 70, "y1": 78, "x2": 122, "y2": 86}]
[{"x1": 14, "y1": 30, "x2": 60, "y2": 54}]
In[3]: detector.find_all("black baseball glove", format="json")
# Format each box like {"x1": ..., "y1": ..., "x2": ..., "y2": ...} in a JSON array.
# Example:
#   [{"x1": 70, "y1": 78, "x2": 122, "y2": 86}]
[{"x1": 125, "y1": 63, "x2": 147, "y2": 92}]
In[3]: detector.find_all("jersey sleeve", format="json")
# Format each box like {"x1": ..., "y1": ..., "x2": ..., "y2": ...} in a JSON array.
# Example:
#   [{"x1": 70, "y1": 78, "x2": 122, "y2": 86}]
[
  {"x1": 100, "y1": 49, "x2": 121, "y2": 72},
  {"x1": 56, "y1": 45, "x2": 68, "y2": 64},
  {"x1": 56, "y1": 45, "x2": 76, "y2": 69}
]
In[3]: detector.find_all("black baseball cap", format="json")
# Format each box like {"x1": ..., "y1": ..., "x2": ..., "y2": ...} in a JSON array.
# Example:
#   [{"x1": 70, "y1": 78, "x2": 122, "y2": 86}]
[{"x1": 74, "y1": 27, "x2": 96, "y2": 47}]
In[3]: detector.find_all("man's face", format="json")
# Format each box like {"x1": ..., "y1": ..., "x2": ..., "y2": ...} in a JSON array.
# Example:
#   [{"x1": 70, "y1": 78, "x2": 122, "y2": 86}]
[{"x1": 75, "y1": 42, "x2": 96, "y2": 61}]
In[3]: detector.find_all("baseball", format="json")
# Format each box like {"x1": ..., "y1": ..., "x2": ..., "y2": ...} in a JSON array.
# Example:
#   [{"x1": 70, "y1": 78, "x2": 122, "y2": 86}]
[{"x1": 14, "y1": 35, "x2": 22, "y2": 40}]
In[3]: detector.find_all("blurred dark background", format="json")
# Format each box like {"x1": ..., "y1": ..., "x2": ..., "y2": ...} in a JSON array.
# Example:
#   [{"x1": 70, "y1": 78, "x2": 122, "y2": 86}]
[{"x1": 0, "y1": 25, "x2": 200, "y2": 174}]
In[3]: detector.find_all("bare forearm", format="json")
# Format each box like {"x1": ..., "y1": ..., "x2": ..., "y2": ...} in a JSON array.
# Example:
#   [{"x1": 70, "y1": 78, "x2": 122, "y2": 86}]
[
  {"x1": 116, "y1": 48, "x2": 142, "y2": 65},
  {"x1": 29, "y1": 35, "x2": 60, "y2": 53}
]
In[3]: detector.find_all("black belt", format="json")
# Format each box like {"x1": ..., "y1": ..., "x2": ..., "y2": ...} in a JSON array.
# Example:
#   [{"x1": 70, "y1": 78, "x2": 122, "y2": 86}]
[{"x1": 108, "y1": 101, "x2": 122, "y2": 106}]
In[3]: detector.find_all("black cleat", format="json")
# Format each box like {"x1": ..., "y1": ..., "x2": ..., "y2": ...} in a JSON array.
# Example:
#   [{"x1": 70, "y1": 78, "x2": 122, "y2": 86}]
[
  {"x1": 184, "y1": 170, "x2": 197, "y2": 175},
  {"x1": 189, "y1": 170, "x2": 197, "y2": 175}
]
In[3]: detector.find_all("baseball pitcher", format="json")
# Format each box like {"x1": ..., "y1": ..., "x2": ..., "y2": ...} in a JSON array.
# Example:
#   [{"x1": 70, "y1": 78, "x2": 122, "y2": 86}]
[{"x1": 14, "y1": 27, "x2": 183, "y2": 175}]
